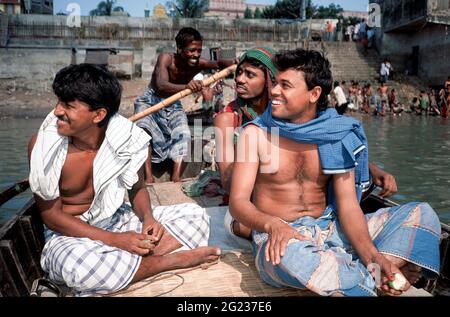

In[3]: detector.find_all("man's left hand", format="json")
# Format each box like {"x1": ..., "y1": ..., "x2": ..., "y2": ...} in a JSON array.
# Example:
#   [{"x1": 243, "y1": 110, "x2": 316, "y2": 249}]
[
  {"x1": 370, "y1": 253, "x2": 411, "y2": 296},
  {"x1": 143, "y1": 220, "x2": 165, "y2": 243},
  {"x1": 370, "y1": 165, "x2": 398, "y2": 198},
  {"x1": 373, "y1": 171, "x2": 397, "y2": 198}
]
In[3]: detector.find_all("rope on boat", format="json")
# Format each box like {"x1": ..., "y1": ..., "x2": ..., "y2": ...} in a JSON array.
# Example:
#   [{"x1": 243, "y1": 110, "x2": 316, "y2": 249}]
[{"x1": 105, "y1": 258, "x2": 220, "y2": 297}]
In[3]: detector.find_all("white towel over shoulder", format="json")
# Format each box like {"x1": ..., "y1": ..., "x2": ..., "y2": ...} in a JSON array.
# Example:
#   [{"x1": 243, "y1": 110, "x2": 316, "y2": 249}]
[{"x1": 29, "y1": 111, "x2": 151, "y2": 226}]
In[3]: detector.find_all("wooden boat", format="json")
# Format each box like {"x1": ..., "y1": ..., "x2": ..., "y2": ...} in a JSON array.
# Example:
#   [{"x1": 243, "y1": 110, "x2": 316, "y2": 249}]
[{"x1": 1, "y1": 173, "x2": 449, "y2": 297}]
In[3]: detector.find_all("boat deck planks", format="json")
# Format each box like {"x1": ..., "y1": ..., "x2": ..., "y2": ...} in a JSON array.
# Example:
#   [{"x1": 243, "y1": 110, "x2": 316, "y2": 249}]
[{"x1": 1, "y1": 180, "x2": 447, "y2": 297}]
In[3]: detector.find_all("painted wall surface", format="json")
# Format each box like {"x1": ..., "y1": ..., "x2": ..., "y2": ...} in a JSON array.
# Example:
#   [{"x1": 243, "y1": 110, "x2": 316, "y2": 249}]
[{"x1": 381, "y1": 23, "x2": 450, "y2": 85}]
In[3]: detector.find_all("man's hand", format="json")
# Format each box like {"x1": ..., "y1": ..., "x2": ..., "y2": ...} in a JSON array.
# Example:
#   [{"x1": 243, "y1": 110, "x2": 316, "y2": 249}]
[
  {"x1": 372, "y1": 170, "x2": 397, "y2": 198},
  {"x1": 143, "y1": 219, "x2": 165, "y2": 244},
  {"x1": 186, "y1": 80, "x2": 203, "y2": 92},
  {"x1": 369, "y1": 163, "x2": 398, "y2": 198},
  {"x1": 264, "y1": 217, "x2": 309, "y2": 266},
  {"x1": 108, "y1": 231, "x2": 156, "y2": 256},
  {"x1": 369, "y1": 253, "x2": 410, "y2": 296}
]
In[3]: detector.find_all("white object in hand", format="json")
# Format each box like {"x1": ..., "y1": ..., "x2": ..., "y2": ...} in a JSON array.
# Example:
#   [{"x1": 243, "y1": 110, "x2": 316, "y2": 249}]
[{"x1": 388, "y1": 273, "x2": 407, "y2": 290}]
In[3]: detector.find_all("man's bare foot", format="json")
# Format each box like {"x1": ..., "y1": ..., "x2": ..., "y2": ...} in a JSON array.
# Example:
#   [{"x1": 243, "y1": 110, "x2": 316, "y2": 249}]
[
  {"x1": 171, "y1": 176, "x2": 182, "y2": 182},
  {"x1": 176, "y1": 246, "x2": 221, "y2": 267},
  {"x1": 131, "y1": 246, "x2": 221, "y2": 283},
  {"x1": 400, "y1": 263, "x2": 422, "y2": 285},
  {"x1": 382, "y1": 254, "x2": 423, "y2": 286}
]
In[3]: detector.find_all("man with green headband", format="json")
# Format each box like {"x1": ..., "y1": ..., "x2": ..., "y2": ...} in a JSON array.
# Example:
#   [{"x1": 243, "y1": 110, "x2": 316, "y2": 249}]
[
  {"x1": 214, "y1": 47, "x2": 277, "y2": 207},
  {"x1": 216, "y1": 48, "x2": 400, "y2": 240}
]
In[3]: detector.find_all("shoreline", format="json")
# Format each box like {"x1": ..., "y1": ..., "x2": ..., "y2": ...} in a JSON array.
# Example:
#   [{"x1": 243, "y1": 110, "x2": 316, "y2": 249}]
[{"x1": 0, "y1": 77, "x2": 237, "y2": 119}]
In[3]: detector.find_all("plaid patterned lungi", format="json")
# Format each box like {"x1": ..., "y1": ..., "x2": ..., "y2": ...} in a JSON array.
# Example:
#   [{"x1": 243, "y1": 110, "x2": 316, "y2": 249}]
[
  {"x1": 41, "y1": 203, "x2": 210, "y2": 296},
  {"x1": 253, "y1": 202, "x2": 441, "y2": 296},
  {"x1": 134, "y1": 89, "x2": 190, "y2": 163}
]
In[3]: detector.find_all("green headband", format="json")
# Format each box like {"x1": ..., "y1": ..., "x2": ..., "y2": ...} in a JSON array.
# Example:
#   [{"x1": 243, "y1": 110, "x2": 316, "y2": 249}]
[{"x1": 238, "y1": 47, "x2": 277, "y2": 82}]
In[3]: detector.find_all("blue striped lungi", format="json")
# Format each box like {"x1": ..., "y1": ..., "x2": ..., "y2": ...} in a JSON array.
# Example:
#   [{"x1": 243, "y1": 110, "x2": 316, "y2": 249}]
[
  {"x1": 41, "y1": 203, "x2": 210, "y2": 297},
  {"x1": 253, "y1": 202, "x2": 441, "y2": 296},
  {"x1": 134, "y1": 88, "x2": 190, "y2": 163}
]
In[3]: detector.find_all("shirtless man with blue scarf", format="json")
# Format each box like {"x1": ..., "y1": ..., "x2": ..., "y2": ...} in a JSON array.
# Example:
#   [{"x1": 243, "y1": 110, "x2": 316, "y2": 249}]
[{"x1": 229, "y1": 49, "x2": 441, "y2": 296}]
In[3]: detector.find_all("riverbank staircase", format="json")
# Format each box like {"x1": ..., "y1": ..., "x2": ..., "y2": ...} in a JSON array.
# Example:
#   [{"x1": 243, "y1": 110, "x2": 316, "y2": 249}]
[{"x1": 305, "y1": 40, "x2": 429, "y2": 106}]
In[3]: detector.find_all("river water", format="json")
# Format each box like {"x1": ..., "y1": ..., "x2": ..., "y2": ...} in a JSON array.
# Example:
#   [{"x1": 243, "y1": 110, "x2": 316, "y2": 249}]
[{"x1": 1, "y1": 114, "x2": 449, "y2": 225}]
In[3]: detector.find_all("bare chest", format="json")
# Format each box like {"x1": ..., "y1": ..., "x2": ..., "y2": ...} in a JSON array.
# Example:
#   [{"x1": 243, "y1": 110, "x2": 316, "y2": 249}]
[
  {"x1": 168, "y1": 64, "x2": 199, "y2": 84},
  {"x1": 258, "y1": 137, "x2": 325, "y2": 185},
  {"x1": 59, "y1": 149, "x2": 95, "y2": 198}
]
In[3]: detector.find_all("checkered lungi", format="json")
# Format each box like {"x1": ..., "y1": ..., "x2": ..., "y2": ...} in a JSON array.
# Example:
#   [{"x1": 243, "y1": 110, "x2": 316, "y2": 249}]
[
  {"x1": 41, "y1": 203, "x2": 210, "y2": 296},
  {"x1": 134, "y1": 88, "x2": 191, "y2": 163}
]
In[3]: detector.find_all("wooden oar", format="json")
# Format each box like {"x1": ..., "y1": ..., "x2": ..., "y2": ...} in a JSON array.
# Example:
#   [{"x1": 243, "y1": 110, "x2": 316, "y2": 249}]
[{"x1": 128, "y1": 64, "x2": 237, "y2": 122}]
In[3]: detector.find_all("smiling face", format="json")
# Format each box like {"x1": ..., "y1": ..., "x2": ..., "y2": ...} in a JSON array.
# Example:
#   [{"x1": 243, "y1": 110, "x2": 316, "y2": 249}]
[
  {"x1": 178, "y1": 40, "x2": 203, "y2": 67},
  {"x1": 53, "y1": 99, "x2": 106, "y2": 137},
  {"x1": 235, "y1": 61, "x2": 267, "y2": 100},
  {"x1": 270, "y1": 68, "x2": 321, "y2": 124}
]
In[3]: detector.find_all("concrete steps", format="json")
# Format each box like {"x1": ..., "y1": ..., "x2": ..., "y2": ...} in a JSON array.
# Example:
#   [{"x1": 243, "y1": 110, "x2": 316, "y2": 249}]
[
  {"x1": 318, "y1": 42, "x2": 428, "y2": 105},
  {"x1": 322, "y1": 41, "x2": 380, "y2": 82}
]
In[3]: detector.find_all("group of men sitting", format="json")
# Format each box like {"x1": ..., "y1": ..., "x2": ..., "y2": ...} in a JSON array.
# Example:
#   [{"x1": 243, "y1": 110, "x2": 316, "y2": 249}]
[{"x1": 28, "y1": 27, "x2": 441, "y2": 297}]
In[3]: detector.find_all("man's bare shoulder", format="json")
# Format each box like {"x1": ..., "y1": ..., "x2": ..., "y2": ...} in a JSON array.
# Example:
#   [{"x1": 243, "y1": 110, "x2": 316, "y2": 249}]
[
  {"x1": 241, "y1": 123, "x2": 264, "y2": 136},
  {"x1": 214, "y1": 111, "x2": 235, "y2": 128},
  {"x1": 156, "y1": 52, "x2": 173, "y2": 66}
]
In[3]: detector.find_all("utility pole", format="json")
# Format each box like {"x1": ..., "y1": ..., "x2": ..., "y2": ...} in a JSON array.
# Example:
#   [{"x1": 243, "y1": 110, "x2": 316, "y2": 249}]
[{"x1": 300, "y1": 0, "x2": 306, "y2": 21}]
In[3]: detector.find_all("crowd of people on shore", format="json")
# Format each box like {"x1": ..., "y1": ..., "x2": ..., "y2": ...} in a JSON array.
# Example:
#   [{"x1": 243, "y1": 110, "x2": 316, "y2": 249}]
[{"x1": 329, "y1": 75, "x2": 450, "y2": 118}]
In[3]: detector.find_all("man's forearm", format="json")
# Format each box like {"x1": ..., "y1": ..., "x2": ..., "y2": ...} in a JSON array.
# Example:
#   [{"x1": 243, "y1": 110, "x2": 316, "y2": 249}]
[
  {"x1": 230, "y1": 199, "x2": 282, "y2": 233},
  {"x1": 42, "y1": 210, "x2": 113, "y2": 244},
  {"x1": 217, "y1": 161, "x2": 233, "y2": 194},
  {"x1": 129, "y1": 186, "x2": 154, "y2": 223},
  {"x1": 338, "y1": 207, "x2": 379, "y2": 265}
]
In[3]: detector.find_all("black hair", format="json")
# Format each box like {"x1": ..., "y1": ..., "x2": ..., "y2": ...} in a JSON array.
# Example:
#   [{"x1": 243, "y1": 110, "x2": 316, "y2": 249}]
[
  {"x1": 238, "y1": 57, "x2": 268, "y2": 80},
  {"x1": 52, "y1": 63, "x2": 122, "y2": 127},
  {"x1": 341, "y1": 80, "x2": 346, "y2": 84},
  {"x1": 273, "y1": 49, "x2": 332, "y2": 112},
  {"x1": 334, "y1": 81, "x2": 339, "y2": 87},
  {"x1": 175, "y1": 27, "x2": 203, "y2": 49}
]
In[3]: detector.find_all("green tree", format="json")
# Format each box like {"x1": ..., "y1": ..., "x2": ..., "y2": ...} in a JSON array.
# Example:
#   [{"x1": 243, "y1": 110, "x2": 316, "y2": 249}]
[
  {"x1": 165, "y1": 0, "x2": 209, "y2": 18},
  {"x1": 262, "y1": 0, "x2": 314, "y2": 20},
  {"x1": 313, "y1": 3, "x2": 344, "y2": 19},
  {"x1": 244, "y1": 6, "x2": 253, "y2": 19},
  {"x1": 89, "y1": 0, "x2": 128, "y2": 16},
  {"x1": 254, "y1": 7, "x2": 263, "y2": 19}
]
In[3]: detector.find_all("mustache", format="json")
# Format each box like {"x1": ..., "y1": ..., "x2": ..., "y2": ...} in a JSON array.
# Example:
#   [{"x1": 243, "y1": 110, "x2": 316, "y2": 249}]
[{"x1": 57, "y1": 115, "x2": 69, "y2": 122}]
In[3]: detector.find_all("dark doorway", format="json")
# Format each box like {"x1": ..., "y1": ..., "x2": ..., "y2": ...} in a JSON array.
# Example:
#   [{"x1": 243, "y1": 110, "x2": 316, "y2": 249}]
[{"x1": 411, "y1": 45, "x2": 419, "y2": 76}]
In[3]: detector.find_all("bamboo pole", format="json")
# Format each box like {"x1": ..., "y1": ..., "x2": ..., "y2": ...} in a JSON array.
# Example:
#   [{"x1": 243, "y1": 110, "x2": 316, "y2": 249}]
[{"x1": 128, "y1": 64, "x2": 237, "y2": 122}]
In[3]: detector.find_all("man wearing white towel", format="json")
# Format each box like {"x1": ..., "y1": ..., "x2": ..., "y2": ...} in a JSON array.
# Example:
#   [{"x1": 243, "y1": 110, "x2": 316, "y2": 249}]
[{"x1": 28, "y1": 64, "x2": 220, "y2": 296}]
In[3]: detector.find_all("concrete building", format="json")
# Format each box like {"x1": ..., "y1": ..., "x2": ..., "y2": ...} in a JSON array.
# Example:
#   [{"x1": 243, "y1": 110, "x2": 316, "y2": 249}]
[
  {"x1": 372, "y1": 0, "x2": 450, "y2": 85},
  {"x1": 0, "y1": 0, "x2": 21, "y2": 14},
  {"x1": 0, "y1": 0, "x2": 53, "y2": 14},
  {"x1": 22, "y1": 0, "x2": 53, "y2": 14},
  {"x1": 204, "y1": 0, "x2": 269, "y2": 18}
]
